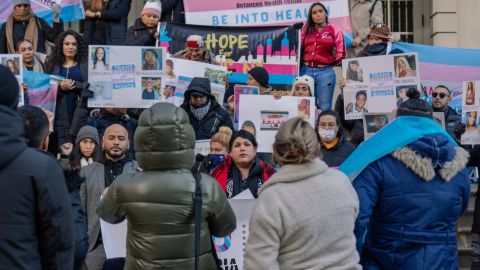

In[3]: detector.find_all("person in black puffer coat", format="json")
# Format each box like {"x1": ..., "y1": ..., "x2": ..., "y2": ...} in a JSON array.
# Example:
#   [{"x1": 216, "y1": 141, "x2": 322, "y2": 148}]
[
  {"x1": 181, "y1": 77, "x2": 233, "y2": 140},
  {"x1": 125, "y1": 0, "x2": 162, "y2": 46}
]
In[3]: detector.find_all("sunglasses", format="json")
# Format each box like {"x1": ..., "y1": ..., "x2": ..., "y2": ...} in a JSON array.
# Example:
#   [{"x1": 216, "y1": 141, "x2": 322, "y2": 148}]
[
  {"x1": 369, "y1": 21, "x2": 385, "y2": 29},
  {"x1": 432, "y1": 92, "x2": 450, "y2": 98}
]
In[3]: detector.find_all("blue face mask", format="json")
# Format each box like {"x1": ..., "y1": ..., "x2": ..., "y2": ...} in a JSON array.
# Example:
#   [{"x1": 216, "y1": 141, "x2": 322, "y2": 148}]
[{"x1": 208, "y1": 154, "x2": 225, "y2": 167}]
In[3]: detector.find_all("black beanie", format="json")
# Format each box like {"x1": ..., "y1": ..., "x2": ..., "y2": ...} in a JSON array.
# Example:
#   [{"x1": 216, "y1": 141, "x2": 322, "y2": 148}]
[
  {"x1": 229, "y1": 129, "x2": 258, "y2": 150},
  {"x1": 248, "y1": 67, "x2": 270, "y2": 88},
  {"x1": 397, "y1": 88, "x2": 432, "y2": 119},
  {"x1": 0, "y1": 65, "x2": 19, "y2": 109}
]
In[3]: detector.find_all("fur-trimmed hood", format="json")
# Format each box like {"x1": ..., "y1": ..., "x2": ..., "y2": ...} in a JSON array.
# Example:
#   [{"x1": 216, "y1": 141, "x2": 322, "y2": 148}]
[{"x1": 391, "y1": 136, "x2": 469, "y2": 182}]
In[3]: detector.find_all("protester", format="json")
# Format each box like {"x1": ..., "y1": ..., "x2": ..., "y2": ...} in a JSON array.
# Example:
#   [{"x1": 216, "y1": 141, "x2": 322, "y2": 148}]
[
  {"x1": 180, "y1": 77, "x2": 233, "y2": 140},
  {"x1": 96, "y1": 103, "x2": 236, "y2": 269},
  {"x1": 352, "y1": 89, "x2": 470, "y2": 269},
  {"x1": 244, "y1": 117, "x2": 361, "y2": 269},
  {"x1": 83, "y1": 0, "x2": 132, "y2": 45},
  {"x1": 160, "y1": 0, "x2": 185, "y2": 23},
  {"x1": 300, "y1": 2, "x2": 345, "y2": 110},
  {"x1": 349, "y1": 0, "x2": 384, "y2": 57},
  {"x1": 46, "y1": 30, "x2": 88, "y2": 154},
  {"x1": 0, "y1": 0, "x2": 63, "y2": 54},
  {"x1": 125, "y1": 0, "x2": 162, "y2": 46},
  {"x1": 69, "y1": 125, "x2": 102, "y2": 169},
  {"x1": 0, "y1": 66, "x2": 74, "y2": 269},
  {"x1": 430, "y1": 85, "x2": 462, "y2": 139},
  {"x1": 16, "y1": 38, "x2": 46, "y2": 72},
  {"x1": 316, "y1": 110, "x2": 355, "y2": 167},
  {"x1": 211, "y1": 130, "x2": 276, "y2": 198},
  {"x1": 247, "y1": 66, "x2": 272, "y2": 95},
  {"x1": 193, "y1": 126, "x2": 233, "y2": 174},
  {"x1": 173, "y1": 35, "x2": 218, "y2": 64},
  {"x1": 80, "y1": 124, "x2": 138, "y2": 270},
  {"x1": 291, "y1": 75, "x2": 314, "y2": 97}
]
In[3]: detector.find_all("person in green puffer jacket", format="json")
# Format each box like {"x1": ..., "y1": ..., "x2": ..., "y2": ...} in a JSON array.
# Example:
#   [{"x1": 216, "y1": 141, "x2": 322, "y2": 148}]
[{"x1": 96, "y1": 102, "x2": 236, "y2": 269}]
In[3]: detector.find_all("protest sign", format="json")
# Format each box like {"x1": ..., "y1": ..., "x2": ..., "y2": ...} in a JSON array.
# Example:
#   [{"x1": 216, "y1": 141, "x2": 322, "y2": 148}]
[
  {"x1": 0, "y1": 0, "x2": 85, "y2": 26},
  {"x1": 195, "y1": 140, "x2": 211, "y2": 156},
  {"x1": 461, "y1": 81, "x2": 480, "y2": 112},
  {"x1": 432, "y1": 112, "x2": 446, "y2": 130},
  {"x1": 362, "y1": 113, "x2": 395, "y2": 140},
  {"x1": 1, "y1": 54, "x2": 24, "y2": 106},
  {"x1": 24, "y1": 70, "x2": 60, "y2": 113},
  {"x1": 461, "y1": 111, "x2": 480, "y2": 145},
  {"x1": 234, "y1": 85, "x2": 259, "y2": 129},
  {"x1": 238, "y1": 95, "x2": 315, "y2": 152},
  {"x1": 100, "y1": 219, "x2": 127, "y2": 259},
  {"x1": 87, "y1": 46, "x2": 166, "y2": 108},
  {"x1": 343, "y1": 53, "x2": 421, "y2": 120},
  {"x1": 158, "y1": 23, "x2": 298, "y2": 92},
  {"x1": 162, "y1": 58, "x2": 227, "y2": 107}
]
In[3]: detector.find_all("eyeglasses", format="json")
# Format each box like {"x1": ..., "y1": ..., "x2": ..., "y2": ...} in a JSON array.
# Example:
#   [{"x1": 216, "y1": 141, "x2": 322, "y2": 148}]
[{"x1": 432, "y1": 92, "x2": 450, "y2": 99}]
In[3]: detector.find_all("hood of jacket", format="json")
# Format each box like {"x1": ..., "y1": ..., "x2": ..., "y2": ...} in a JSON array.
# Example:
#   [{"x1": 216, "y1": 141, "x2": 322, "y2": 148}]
[
  {"x1": 135, "y1": 103, "x2": 195, "y2": 171},
  {"x1": 391, "y1": 135, "x2": 469, "y2": 182},
  {"x1": 260, "y1": 158, "x2": 328, "y2": 193},
  {"x1": 0, "y1": 105, "x2": 27, "y2": 169}
]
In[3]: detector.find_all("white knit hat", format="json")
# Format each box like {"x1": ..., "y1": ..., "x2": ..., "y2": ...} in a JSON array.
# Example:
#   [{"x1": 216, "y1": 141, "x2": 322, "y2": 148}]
[
  {"x1": 292, "y1": 75, "x2": 315, "y2": 96},
  {"x1": 142, "y1": 0, "x2": 162, "y2": 17}
]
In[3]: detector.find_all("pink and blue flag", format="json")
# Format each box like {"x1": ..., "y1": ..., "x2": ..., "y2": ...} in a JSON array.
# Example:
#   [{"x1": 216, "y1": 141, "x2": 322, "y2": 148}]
[
  {"x1": 24, "y1": 70, "x2": 59, "y2": 113},
  {"x1": 0, "y1": 0, "x2": 85, "y2": 26}
]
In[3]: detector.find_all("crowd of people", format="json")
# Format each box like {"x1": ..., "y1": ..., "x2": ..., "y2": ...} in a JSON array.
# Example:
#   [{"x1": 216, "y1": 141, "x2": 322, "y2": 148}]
[{"x1": 0, "y1": 0, "x2": 478, "y2": 269}]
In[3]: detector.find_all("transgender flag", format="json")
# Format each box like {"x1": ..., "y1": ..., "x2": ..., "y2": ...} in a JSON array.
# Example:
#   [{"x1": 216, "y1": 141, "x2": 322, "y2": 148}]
[
  {"x1": 392, "y1": 42, "x2": 480, "y2": 112},
  {"x1": 24, "y1": 70, "x2": 59, "y2": 113},
  {"x1": 0, "y1": 0, "x2": 84, "y2": 26}
]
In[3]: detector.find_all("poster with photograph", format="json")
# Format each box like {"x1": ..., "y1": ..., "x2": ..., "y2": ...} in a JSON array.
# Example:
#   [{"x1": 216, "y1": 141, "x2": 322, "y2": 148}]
[
  {"x1": 432, "y1": 112, "x2": 446, "y2": 129},
  {"x1": 88, "y1": 46, "x2": 166, "y2": 108},
  {"x1": 238, "y1": 95, "x2": 315, "y2": 152},
  {"x1": 462, "y1": 81, "x2": 480, "y2": 112},
  {"x1": 1, "y1": 54, "x2": 24, "y2": 106},
  {"x1": 362, "y1": 113, "x2": 395, "y2": 140},
  {"x1": 461, "y1": 111, "x2": 480, "y2": 145},
  {"x1": 342, "y1": 53, "x2": 421, "y2": 120},
  {"x1": 194, "y1": 140, "x2": 211, "y2": 156},
  {"x1": 233, "y1": 85, "x2": 260, "y2": 129}
]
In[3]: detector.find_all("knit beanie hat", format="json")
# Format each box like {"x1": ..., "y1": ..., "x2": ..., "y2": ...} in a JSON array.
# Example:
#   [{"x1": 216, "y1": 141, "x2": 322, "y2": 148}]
[
  {"x1": 397, "y1": 88, "x2": 433, "y2": 119},
  {"x1": 186, "y1": 35, "x2": 205, "y2": 48},
  {"x1": 248, "y1": 67, "x2": 270, "y2": 88},
  {"x1": 0, "y1": 65, "x2": 19, "y2": 109},
  {"x1": 292, "y1": 75, "x2": 314, "y2": 95},
  {"x1": 229, "y1": 129, "x2": 258, "y2": 150},
  {"x1": 141, "y1": 0, "x2": 162, "y2": 17},
  {"x1": 76, "y1": 125, "x2": 100, "y2": 145},
  {"x1": 368, "y1": 23, "x2": 391, "y2": 40},
  {"x1": 13, "y1": 0, "x2": 30, "y2": 6}
]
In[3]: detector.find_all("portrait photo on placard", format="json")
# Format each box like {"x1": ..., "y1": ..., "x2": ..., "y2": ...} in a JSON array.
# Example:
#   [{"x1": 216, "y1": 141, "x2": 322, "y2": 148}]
[
  {"x1": 240, "y1": 120, "x2": 257, "y2": 137},
  {"x1": 204, "y1": 67, "x2": 225, "y2": 85},
  {"x1": 141, "y1": 77, "x2": 162, "y2": 100},
  {"x1": 162, "y1": 84, "x2": 176, "y2": 102},
  {"x1": 363, "y1": 113, "x2": 394, "y2": 139},
  {"x1": 463, "y1": 81, "x2": 477, "y2": 107},
  {"x1": 345, "y1": 89, "x2": 368, "y2": 117},
  {"x1": 345, "y1": 60, "x2": 364, "y2": 83},
  {"x1": 90, "y1": 81, "x2": 113, "y2": 100},
  {"x1": 297, "y1": 98, "x2": 311, "y2": 120},
  {"x1": 394, "y1": 54, "x2": 417, "y2": 78},
  {"x1": 142, "y1": 48, "x2": 163, "y2": 71},
  {"x1": 2, "y1": 57, "x2": 21, "y2": 75},
  {"x1": 461, "y1": 111, "x2": 480, "y2": 145},
  {"x1": 164, "y1": 59, "x2": 176, "y2": 79},
  {"x1": 91, "y1": 46, "x2": 110, "y2": 71},
  {"x1": 396, "y1": 85, "x2": 416, "y2": 107}
]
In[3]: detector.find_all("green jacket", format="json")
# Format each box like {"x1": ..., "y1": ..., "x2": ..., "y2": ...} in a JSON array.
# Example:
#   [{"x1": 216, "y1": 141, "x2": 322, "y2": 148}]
[{"x1": 97, "y1": 103, "x2": 236, "y2": 269}]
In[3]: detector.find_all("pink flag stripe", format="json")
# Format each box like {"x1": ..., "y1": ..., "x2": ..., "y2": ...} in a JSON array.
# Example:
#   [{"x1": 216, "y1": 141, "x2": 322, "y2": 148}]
[
  {"x1": 419, "y1": 63, "x2": 480, "y2": 83},
  {"x1": 185, "y1": 0, "x2": 337, "y2": 12},
  {"x1": 228, "y1": 63, "x2": 297, "y2": 74}
]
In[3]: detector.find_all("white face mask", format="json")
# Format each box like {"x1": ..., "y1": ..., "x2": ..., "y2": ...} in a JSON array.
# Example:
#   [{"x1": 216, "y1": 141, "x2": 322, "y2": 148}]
[{"x1": 318, "y1": 128, "x2": 337, "y2": 142}]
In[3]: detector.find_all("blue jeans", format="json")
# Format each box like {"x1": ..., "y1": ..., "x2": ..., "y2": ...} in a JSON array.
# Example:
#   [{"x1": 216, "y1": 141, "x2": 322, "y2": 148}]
[{"x1": 300, "y1": 65, "x2": 336, "y2": 110}]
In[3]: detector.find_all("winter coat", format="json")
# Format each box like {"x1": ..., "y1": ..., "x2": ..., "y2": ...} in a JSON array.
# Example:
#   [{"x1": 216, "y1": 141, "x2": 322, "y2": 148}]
[
  {"x1": 0, "y1": 105, "x2": 74, "y2": 269},
  {"x1": 301, "y1": 24, "x2": 345, "y2": 66},
  {"x1": 463, "y1": 145, "x2": 480, "y2": 234},
  {"x1": 180, "y1": 98, "x2": 234, "y2": 140},
  {"x1": 353, "y1": 135, "x2": 470, "y2": 269},
  {"x1": 96, "y1": 103, "x2": 236, "y2": 270},
  {"x1": 80, "y1": 159, "x2": 138, "y2": 255},
  {"x1": 126, "y1": 18, "x2": 157, "y2": 46},
  {"x1": 160, "y1": 0, "x2": 185, "y2": 23},
  {"x1": 0, "y1": 16, "x2": 63, "y2": 54},
  {"x1": 82, "y1": 0, "x2": 132, "y2": 45},
  {"x1": 244, "y1": 158, "x2": 361, "y2": 270},
  {"x1": 321, "y1": 129, "x2": 356, "y2": 167}
]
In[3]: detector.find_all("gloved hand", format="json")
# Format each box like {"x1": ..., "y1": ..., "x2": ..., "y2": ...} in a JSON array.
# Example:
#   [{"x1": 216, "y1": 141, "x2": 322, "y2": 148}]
[
  {"x1": 80, "y1": 84, "x2": 94, "y2": 108},
  {"x1": 453, "y1": 122, "x2": 466, "y2": 139},
  {"x1": 52, "y1": 3, "x2": 61, "y2": 23}
]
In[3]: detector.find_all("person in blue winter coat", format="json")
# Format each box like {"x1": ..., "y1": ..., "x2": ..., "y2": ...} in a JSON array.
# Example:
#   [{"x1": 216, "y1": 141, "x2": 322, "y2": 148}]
[{"x1": 352, "y1": 89, "x2": 471, "y2": 269}]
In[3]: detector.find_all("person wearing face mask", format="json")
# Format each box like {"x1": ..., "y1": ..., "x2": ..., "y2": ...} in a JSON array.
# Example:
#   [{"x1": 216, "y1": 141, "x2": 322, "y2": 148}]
[
  {"x1": 125, "y1": 0, "x2": 162, "y2": 47},
  {"x1": 193, "y1": 126, "x2": 233, "y2": 174},
  {"x1": 316, "y1": 110, "x2": 355, "y2": 167}
]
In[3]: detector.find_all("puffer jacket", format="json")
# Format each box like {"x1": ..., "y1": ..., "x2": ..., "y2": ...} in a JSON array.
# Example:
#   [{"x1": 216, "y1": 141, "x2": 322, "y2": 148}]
[
  {"x1": 96, "y1": 103, "x2": 236, "y2": 270},
  {"x1": 353, "y1": 135, "x2": 470, "y2": 269}
]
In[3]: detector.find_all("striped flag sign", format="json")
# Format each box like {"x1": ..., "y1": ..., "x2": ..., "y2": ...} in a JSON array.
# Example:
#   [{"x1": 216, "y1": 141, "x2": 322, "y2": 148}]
[{"x1": 24, "y1": 70, "x2": 60, "y2": 114}]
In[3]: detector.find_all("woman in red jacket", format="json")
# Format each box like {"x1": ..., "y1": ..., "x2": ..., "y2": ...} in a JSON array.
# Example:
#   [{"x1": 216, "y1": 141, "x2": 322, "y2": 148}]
[
  {"x1": 211, "y1": 130, "x2": 276, "y2": 198},
  {"x1": 301, "y1": 2, "x2": 345, "y2": 110}
]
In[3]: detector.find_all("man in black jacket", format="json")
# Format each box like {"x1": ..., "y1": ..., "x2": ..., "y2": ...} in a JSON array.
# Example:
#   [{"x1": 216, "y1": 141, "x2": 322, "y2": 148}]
[
  {"x1": 180, "y1": 77, "x2": 233, "y2": 140},
  {"x1": 431, "y1": 85, "x2": 461, "y2": 139},
  {"x1": 0, "y1": 66, "x2": 74, "y2": 269}
]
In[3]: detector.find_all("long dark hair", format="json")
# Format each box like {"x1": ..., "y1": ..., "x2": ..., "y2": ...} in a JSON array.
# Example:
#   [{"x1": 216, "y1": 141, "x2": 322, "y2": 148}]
[
  {"x1": 306, "y1": 2, "x2": 329, "y2": 35},
  {"x1": 93, "y1": 47, "x2": 108, "y2": 66},
  {"x1": 69, "y1": 140, "x2": 102, "y2": 173},
  {"x1": 46, "y1": 30, "x2": 87, "y2": 72}
]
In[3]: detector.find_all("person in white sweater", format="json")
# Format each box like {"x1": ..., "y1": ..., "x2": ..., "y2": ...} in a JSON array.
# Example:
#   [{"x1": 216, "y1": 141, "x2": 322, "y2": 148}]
[{"x1": 244, "y1": 117, "x2": 361, "y2": 270}]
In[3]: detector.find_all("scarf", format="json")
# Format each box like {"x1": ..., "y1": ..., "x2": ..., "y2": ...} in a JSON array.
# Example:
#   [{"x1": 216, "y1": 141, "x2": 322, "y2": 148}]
[
  {"x1": 6, "y1": 11, "x2": 38, "y2": 53},
  {"x1": 80, "y1": 157, "x2": 94, "y2": 167},
  {"x1": 227, "y1": 157, "x2": 264, "y2": 198},
  {"x1": 190, "y1": 100, "x2": 211, "y2": 121}
]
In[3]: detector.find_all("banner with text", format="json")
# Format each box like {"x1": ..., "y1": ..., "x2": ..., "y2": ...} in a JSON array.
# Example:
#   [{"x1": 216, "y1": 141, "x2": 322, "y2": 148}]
[
  {"x1": 159, "y1": 23, "x2": 298, "y2": 92},
  {"x1": 342, "y1": 52, "x2": 421, "y2": 120}
]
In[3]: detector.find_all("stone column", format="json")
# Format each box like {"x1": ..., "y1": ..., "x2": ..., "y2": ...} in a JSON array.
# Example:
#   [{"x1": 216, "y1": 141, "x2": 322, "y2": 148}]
[{"x1": 456, "y1": 0, "x2": 480, "y2": 49}]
